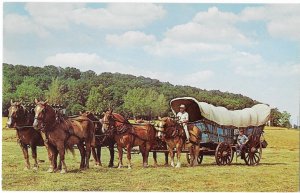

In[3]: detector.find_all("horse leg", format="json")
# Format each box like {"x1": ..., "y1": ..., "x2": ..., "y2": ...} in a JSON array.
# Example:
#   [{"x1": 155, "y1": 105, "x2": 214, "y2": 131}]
[
  {"x1": 189, "y1": 146, "x2": 195, "y2": 167},
  {"x1": 153, "y1": 152, "x2": 158, "y2": 167},
  {"x1": 77, "y1": 143, "x2": 85, "y2": 169},
  {"x1": 91, "y1": 147, "x2": 99, "y2": 166},
  {"x1": 53, "y1": 148, "x2": 60, "y2": 171},
  {"x1": 117, "y1": 145, "x2": 123, "y2": 168},
  {"x1": 21, "y1": 144, "x2": 30, "y2": 170},
  {"x1": 31, "y1": 145, "x2": 38, "y2": 170},
  {"x1": 193, "y1": 145, "x2": 200, "y2": 166},
  {"x1": 41, "y1": 132, "x2": 53, "y2": 171},
  {"x1": 168, "y1": 145, "x2": 175, "y2": 167},
  {"x1": 108, "y1": 145, "x2": 114, "y2": 167},
  {"x1": 98, "y1": 146, "x2": 102, "y2": 167},
  {"x1": 164, "y1": 152, "x2": 169, "y2": 166},
  {"x1": 58, "y1": 146, "x2": 67, "y2": 174},
  {"x1": 144, "y1": 143, "x2": 151, "y2": 168},
  {"x1": 175, "y1": 142, "x2": 182, "y2": 168},
  {"x1": 46, "y1": 143, "x2": 54, "y2": 172},
  {"x1": 85, "y1": 143, "x2": 91, "y2": 169},
  {"x1": 47, "y1": 145, "x2": 57, "y2": 173},
  {"x1": 126, "y1": 144, "x2": 132, "y2": 169},
  {"x1": 139, "y1": 145, "x2": 146, "y2": 167}
]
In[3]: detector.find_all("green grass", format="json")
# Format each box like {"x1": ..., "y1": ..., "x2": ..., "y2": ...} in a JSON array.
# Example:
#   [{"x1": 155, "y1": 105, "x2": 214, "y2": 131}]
[{"x1": 2, "y1": 117, "x2": 299, "y2": 191}]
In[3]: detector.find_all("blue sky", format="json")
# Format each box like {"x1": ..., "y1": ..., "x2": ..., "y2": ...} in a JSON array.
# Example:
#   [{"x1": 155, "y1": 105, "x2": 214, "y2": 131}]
[{"x1": 3, "y1": 3, "x2": 300, "y2": 124}]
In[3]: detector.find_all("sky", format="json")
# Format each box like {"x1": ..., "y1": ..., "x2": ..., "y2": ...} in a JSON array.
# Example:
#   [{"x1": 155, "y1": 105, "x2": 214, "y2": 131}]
[{"x1": 3, "y1": 3, "x2": 300, "y2": 124}]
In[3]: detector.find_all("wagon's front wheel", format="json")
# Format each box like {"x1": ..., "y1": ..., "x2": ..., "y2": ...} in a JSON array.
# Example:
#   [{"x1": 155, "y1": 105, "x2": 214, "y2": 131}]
[
  {"x1": 215, "y1": 142, "x2": 233, "y2": 165},
  {"x1": 244, "y1": 136, "x2": 262, "y2": 166}
]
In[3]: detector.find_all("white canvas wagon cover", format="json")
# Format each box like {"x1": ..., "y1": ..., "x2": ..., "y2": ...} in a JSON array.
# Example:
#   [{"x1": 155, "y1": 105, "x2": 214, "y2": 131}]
[{"x1": 170, "y1": 97, "x2": 271, "y2": 128}]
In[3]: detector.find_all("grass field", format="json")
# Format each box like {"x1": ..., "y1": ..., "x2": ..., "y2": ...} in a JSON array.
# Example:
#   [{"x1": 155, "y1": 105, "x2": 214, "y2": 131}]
[{"x1": 2, "y1": 117, "x2": 299, "y2": 191}]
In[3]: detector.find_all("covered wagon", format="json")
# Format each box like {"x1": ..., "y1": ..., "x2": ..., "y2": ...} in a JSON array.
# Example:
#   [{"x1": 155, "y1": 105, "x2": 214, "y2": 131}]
[{"x1": 170, "y1": 97, "x2": 271, "y2": 166}]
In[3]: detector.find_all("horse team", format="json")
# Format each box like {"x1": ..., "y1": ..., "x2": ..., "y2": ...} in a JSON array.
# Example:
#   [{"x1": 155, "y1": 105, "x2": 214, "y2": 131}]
[{"x1": 6, "y1": 99, "x2": 201, "y2": 173}]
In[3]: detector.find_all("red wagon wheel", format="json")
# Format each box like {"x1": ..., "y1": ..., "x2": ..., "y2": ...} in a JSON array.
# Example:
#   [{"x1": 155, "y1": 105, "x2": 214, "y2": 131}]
[
  {"x1": 215, "y1": 142, "x2": 233, "y2": 165},
  {"x1": 243, "y1": 135, "x2": 262, "y2": 166}
]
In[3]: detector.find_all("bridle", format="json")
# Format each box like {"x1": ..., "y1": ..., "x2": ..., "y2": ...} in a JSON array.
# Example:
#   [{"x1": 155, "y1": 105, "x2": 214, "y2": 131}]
[
  {"x1": 7, "y1": 104, "x2": 31, "y2": 129},
  {"x1": 156, "y1": 118, "x2": 183, "y2": 138},
  {"x1": 34, "y1": 104, "x2": 50, "y2": 131}
]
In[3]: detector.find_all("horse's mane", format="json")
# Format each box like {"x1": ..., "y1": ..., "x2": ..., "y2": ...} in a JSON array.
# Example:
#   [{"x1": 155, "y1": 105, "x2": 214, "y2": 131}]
[
  {"x1": 112, "y1": 113, "x2": 131, "y2": 124},
  {"x1": 162, "y1": 117, "x2": 176, "y2": 126}
]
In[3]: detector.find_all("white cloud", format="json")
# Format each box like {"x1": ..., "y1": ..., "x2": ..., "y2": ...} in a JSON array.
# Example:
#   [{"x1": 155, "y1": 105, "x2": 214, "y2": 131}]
[
  {"x1": 24, "y1": 3, "x2": 165, "y2": 31},
  {"x1": 193, "y1": 6, "x2": 238, "y2": 25},
  {"x1": 230, "y1": 51, "x2": 300, "y2": 77},
  {"x1": 146, "y1": 38, "x2": 233, "y2": 57},
  {"x1": 4, "y1": 14, "x2": 48, "y2": 37},
  {"x1": 106, "y1": 31, "x2": 156, "y2": 47},
  {"x1": 4, "y1": 3, "x2": 166, "y2": 37},
  {"x1": 164, "y1": 7, "x2": 252, "y2": 45},
  {"x1": 145, "y1": 7, "x2": 252, "y2": 57},
  {"x1": 240, "y1": 5, "x2": 300, "y2": 41},
  {"x1": 71, "y1": 4, "x2": 166, "y2": 30},
  {"x1": 25, "y1": 3, "x2": 85, "y2": 30}
]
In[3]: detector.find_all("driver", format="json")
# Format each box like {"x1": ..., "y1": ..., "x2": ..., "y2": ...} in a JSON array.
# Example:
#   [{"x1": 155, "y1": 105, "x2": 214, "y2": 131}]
[{"x1": 177, "y1": 104, "x2": 190, "y2": 142}]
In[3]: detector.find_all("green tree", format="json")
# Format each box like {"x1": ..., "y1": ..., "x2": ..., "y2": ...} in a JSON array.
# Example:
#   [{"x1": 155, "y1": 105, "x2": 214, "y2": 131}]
[
  {"x1": 278, "y1": 111, "x2": 291, "y2": 128},
  {"x1": 86, "y1": 85, "x2": 110, "y2": 113},
  {"x1": 45, "y1": 77, "x2": 63, "y2": 104},
  {"x1": 270, "y1": 108, "x2": 282, "y2": 126},
  {"x1": 70, "y1": 104, "x2": 85, "y2": 115},
  {"x1": 123, "y1": 88, "x2": 168, "y2": 117},
  {"x1": 15, "y1": 77, "x2": 43, "y2": 102}
]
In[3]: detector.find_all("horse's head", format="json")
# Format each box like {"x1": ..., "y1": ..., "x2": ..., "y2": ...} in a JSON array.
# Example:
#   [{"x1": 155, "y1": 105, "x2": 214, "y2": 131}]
[
  {"x1": 156, "y1": 117, "x2": 176, "y2": 139},
  {"x1": 101, "y1": 109, "x2": 114, "y2": 133},
  {"x1": 81, "y1": 111, "x2": 102, "y2": 129},
  {"x1": 33, "y1": 99, "x2": 55, "y2": 131},
  {"x1": 7, "y1": 100, "x2": 26, "y2": 128}
]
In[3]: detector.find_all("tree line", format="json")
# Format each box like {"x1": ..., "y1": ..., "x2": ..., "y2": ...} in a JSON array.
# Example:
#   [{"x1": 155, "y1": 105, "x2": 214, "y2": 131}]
[{"x1": 2, "y1": 63, "x2": 291, "y2": 127}]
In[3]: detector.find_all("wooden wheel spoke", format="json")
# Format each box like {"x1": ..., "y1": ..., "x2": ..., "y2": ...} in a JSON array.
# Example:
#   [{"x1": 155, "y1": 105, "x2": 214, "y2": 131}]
[
  {"x1": 254, "y1": 153, "x2": 260, "y2": 160},
  {"x1": 253, "y1": 154, "x2": 257, "y2": 163}
]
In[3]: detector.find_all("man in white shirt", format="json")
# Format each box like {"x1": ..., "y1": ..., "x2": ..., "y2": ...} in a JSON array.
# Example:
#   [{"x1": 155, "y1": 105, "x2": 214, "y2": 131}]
[{"x1": 177, "y1": 104, "x2": 190, "y2": 142}]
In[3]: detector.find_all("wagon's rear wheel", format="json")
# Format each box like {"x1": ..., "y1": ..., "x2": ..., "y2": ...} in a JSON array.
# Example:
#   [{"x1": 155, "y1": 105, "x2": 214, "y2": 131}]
[
  {"x1": 215, "y1": 142, "x2": 233, "y2": 165},
  {"x1": 244, "y1": 135, "x2": 262, "y2": 166},
  {"x1": 186, "y1": 153, "x2": 203, "y2": 164}
]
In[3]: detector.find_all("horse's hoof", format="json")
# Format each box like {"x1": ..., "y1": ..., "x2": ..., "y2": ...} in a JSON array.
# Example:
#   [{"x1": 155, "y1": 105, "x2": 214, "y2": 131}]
[
  {"x1": 60, "y1": 169, "x2": 67, "y2": 174},
  {"x1": 108, "y1": 164, "x2": 113, "y2": 168},
  {"x1": 24, "y1": 167, "x2": 30, "y2": 171},
  {"x1": 118, "y1": 165, "x2": 122, "y2": 169},
  {"x1": 154, "y1": 164, "x2": 158, "y2": 168},
  {"x1": 128, "y1": 166, "x2": 132, "y2": 169},
  {"x1": 171, "y1": 163, "x2": 175, "y2": 167},
  {"x1": 47, "y1": 168, "x2": 54, "y2": 173},
  {"x1": 33, "y1": 166, "x2": 38, "y2": 171},
  {"x1": 175, "y1": 164, "x2": 181, "y2": 168}
]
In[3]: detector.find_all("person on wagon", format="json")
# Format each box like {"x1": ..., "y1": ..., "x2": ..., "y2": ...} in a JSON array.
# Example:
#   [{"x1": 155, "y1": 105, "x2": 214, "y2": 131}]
[
  {"x1": 237, "y1": 129, "x2": 249, "y2": 155},
  {"x1": 177, "y1": 104, "x2": 190, "y2": 142}
]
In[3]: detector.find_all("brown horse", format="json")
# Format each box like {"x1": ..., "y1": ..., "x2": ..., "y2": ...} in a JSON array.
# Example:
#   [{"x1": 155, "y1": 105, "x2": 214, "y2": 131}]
[
  {"x1": 80, "y1": 111, "x2": 115, "y2": 167},
  {"x1": 33, "y1": 99, "x2": 95, "y2": 173},
  {"x1": 6, "y1": 100, "x2": 49, "y2": 170},
  {"x1": 102, "y1": 110, "x2": 156, "y2": 169},
  {"x1": 156, "y1": 117, "x2": 201, "y2": 167}
]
